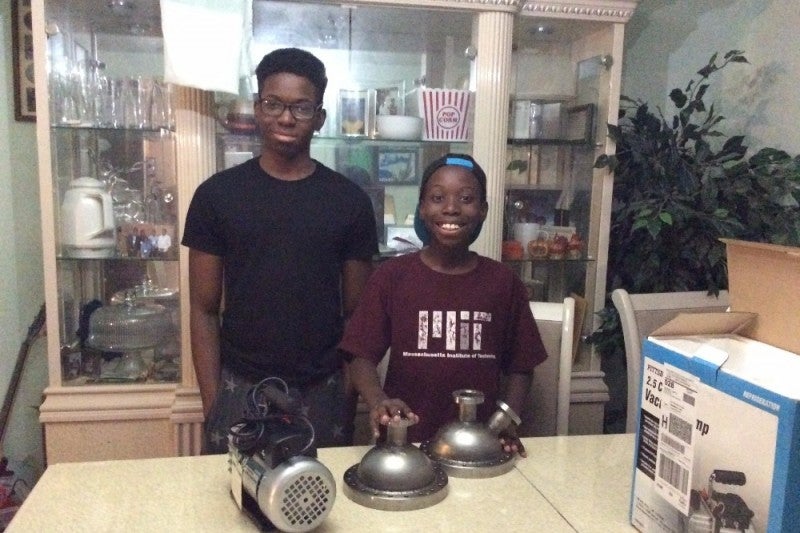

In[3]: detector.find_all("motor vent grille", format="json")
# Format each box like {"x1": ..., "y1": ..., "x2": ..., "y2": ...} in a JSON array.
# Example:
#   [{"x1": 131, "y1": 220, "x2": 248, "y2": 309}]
[{"x1": 279, "y1": 473, "x2": 334, "y2": 528}]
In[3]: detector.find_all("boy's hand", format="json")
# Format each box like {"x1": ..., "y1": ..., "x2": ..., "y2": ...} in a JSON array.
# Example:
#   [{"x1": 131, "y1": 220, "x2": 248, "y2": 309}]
[
  {"x1": 499, "y1": 428, "x2": 527, "y2": 458},
  {"x1": 369, "y1": 398, "x2": 419, "y2": 438}
]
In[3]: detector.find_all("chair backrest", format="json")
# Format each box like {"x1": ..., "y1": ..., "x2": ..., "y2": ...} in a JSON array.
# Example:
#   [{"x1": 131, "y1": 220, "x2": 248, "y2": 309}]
[
  {"x1": 518, "y1": 297, "x2": 575, "y2": 436},
  {"x1": 612, "y1": 288, "x2": 730, "y2": 433}
]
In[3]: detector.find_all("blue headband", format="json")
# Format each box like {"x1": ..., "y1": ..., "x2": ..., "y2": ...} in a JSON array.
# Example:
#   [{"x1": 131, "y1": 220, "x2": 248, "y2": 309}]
[{"x1": 445, "y1": 157, "x2": 474, "y2": 169}]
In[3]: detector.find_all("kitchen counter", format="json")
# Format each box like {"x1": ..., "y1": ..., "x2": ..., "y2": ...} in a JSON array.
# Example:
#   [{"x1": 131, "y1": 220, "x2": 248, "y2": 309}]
[{"x1": 7, "y1": 434, "x2": 636, "y2": 532}]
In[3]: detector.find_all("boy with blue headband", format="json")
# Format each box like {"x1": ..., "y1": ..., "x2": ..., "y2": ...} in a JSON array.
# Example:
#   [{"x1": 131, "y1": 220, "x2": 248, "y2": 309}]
[{"x1": 339, "y1": 153, "x2": 547, "y2": 456}]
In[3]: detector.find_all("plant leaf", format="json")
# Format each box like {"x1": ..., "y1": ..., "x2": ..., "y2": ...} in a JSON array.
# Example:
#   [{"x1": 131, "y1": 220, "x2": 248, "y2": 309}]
[
  {"x1": 669, "y1": 88, "x2": 687, "y2": 108},
  {"x1": 506, "y1": 159, "x2": 528, "y2": 172}
]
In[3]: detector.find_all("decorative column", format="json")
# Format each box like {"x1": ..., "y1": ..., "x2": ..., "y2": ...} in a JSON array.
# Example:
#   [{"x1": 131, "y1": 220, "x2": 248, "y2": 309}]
[
  {"x1": 470, "y1": 10, "x2": 514, "y2": 260},
  {"x1": 171, "y1": 86, "x2": 217, "y2": 455}
]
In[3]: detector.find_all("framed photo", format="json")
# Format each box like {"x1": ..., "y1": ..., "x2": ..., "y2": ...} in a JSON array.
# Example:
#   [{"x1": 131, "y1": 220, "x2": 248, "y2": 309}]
[
  {"x1": 386, "y1": 225, "x2": 422, "y2": 250},
  {"x1": 335, "y1": 144, "x2": 377, "y2": 186},
  {"x1": 374, "y1": 84, "x2": 404, "y2": 117},
  {"x1": 338, "y1": 88, "x2": 369, "y2": 137},
  {"x1": 12, "y1": 0, "x2": 36, "y2": 121},
  {"x1": 118, "y1": 223, "x2": 177, "y2": 260},
  {"x1": 377, "y1": 148, "x2": 419, "y2": 185},
  {"x1": 564, "y1": 103, "x2": 596, "y2": 143}
]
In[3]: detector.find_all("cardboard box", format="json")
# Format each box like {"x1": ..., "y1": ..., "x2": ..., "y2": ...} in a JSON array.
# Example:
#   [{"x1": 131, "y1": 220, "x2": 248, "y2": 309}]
[
  {"x1": 630, "y1": 240, "x2": 800, "y2": 533},
  {"x1": 721, "y1": 239, "x2": 800, "y2": 355}
]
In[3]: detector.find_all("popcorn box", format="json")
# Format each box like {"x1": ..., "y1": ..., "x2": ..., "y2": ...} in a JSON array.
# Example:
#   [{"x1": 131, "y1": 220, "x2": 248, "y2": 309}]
[{"x1": 408, "y1": 88, "x2": 473, "y2": 141}]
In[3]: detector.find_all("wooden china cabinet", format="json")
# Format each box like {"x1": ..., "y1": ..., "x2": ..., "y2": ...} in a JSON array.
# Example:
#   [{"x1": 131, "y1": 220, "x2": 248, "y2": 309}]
[{"x1": 31, "y1": 0, "x2": 636, "y2": 463}]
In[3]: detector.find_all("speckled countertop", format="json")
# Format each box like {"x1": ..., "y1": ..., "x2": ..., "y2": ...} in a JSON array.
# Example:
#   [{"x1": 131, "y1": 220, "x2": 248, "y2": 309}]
[{"x1": 7, "y1": 434, "x2": 636, "y2": 532}]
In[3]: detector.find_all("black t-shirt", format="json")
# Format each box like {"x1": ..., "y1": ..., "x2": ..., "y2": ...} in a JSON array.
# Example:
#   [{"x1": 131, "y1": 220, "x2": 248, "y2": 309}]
[{"x1": 182, "y1": 158, "x2": 378, "y2": 384}]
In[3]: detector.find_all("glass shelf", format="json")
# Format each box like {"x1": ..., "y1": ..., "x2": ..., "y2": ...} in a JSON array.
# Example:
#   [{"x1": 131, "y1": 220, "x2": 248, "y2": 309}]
[
  {"x1": 52, "y1": 124, "x2": 175, "y2": 133},
  {"x1": 502, "y1": 257, "x2": 596, "y2": 265},
  {"x1": 56, "y1": 255, "x2": 179, "y2": 262},
  {"x1": 507, "y1": 137, "x2": 593, "y2": 146},
  {"x1": 218, "y1": 131, "x2": 470, "y2": 146}
]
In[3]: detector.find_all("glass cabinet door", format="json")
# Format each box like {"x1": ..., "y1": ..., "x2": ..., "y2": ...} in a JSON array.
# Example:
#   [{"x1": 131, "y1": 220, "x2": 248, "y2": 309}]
[
  {"x1": 44, "y1": 0, "x2": 180, "y2": 386},
  {"x1": 215, "y1": 1, "x2": 475, "y2": 254},
  {"x1": 503, "y1": 13, "x2": 626, "y2": 369}
]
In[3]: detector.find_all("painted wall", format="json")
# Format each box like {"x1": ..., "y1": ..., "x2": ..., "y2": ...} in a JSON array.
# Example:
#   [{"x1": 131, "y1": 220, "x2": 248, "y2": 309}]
[
  {"x1": 0, "y1": 0, "x2": 46, "y2": 470},
  {"x1": 622, "y1": 0, "x2": 800, "y2": 154}
]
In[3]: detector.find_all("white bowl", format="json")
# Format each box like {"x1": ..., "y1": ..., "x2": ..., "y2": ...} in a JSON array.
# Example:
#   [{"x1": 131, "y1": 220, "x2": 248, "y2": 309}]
[{"x1": 376, "y1": 115, "x2": 423, "y2": 140}]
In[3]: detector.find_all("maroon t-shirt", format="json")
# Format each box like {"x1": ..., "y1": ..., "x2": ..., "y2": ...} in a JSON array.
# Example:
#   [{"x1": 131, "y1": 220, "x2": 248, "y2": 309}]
[{"x1": 339, "y1": 252, "x2": 547, "y2": 442}]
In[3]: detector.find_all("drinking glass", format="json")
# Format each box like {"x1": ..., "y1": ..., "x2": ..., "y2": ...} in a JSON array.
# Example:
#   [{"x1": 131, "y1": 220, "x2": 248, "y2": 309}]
[
  {"x1": 121, "y1": 77, "x2": 143, "y2": 128},
  {"x1": 137, "y1": 77, "x2": 154, "y2": 129},
  {"x1": 149, "y1": 79, "x2": 169, "y2": 129}
]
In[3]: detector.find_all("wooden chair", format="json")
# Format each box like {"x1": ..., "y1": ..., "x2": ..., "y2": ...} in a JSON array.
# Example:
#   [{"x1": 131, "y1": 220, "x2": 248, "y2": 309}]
[
  {"x1": 518, "y1": 297, "x2": 576, "y2": 437},
  {"x1": 611, "y1": 288, "x2": 730, "y2": 433}
]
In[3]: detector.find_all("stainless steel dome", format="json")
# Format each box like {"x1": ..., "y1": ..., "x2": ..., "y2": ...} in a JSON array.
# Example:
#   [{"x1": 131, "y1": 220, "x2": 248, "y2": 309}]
[
  {"x1": 422, "y1": 389, "x2": 522, "y2": 478},
  {"x1": 343, "y1": 417, "x2": 448, "y2": 511}
]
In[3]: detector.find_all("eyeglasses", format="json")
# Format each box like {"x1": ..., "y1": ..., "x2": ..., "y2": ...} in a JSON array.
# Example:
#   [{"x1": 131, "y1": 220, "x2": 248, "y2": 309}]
[{"x1": 258, "y1": 98, "x2": 321, "y2": 121}]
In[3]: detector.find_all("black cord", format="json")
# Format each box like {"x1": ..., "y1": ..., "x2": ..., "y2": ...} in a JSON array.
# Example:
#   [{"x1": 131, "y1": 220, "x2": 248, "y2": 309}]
[{"x1": 229, "y1": 377, "x2": 315, "y2": 455}]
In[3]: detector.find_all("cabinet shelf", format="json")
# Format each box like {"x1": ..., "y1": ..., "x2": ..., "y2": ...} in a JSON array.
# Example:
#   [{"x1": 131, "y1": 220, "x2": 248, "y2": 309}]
[
  {"x1": 219, "y1": 130, "x2": 470, "y2": 147},
  {"x1": 502, "y1": 257, "x2": 596, "y2": 265},
  {"x1": 61, "y1": 367, "x2": 181, "y2": 387},
  {"x1": 505, "y1": 183, "x2": 568, "y2": 192},
  {"x1": 321, "y1": 136, "x2": 470, "y2": 148},
  {"x1": 56, "y1": 255, "x2": 179, "y2": 262},
  {"x1": 507, "y1": 137, "x2": 592, "y2": 146},
  {"x1": 52, "y1": 124, "x2": 175, "y2": 134}
]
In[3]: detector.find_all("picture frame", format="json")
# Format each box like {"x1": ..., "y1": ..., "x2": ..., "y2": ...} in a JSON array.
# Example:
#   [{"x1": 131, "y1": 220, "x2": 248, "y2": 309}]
[
  {"x1": 377, "y1": 148, "x2": 419, "y2": 185},
  {"x1": 118, "y1": 223, "x2": 178, "y2": 260},
  {"x1": 12, "y1": 0, "x2": 36, "y2": 122},
  {"x1": 335, "y1": 144, "x2": 377, "y2": 186},
  {"x1": 385, "y1": 225, "x2": 422, "y2": 250},
  {"x1": 338, "y1": 88, "x2": 369, "y2": 137},
  {"x1": 374, "y1": 84, "x2": 404, "y2": 117},
  {"x1": 564, "y1": 103, "x2": 595, "y2": 143}
]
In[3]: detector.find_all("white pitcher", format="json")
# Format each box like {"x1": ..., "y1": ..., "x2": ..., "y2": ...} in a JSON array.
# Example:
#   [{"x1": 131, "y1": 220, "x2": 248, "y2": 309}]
[{"x1": 60, "y1": 177, "x2": 117, "y2": 258}]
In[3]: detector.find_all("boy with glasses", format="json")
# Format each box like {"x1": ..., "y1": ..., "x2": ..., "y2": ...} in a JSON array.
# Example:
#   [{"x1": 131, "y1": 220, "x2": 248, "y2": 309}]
[{"x1": 182, "y1": 48, "x2": 379, "y2": 453}]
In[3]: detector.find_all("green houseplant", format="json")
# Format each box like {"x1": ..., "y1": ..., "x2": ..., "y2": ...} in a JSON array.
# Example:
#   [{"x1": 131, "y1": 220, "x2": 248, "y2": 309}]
[{"x1": 588, "y1": 51, "x2": 800, "y2": 428}]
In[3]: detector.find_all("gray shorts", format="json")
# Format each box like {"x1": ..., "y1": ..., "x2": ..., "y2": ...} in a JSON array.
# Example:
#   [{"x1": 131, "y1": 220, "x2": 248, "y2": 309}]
[{"x1": 203, "y1": 366, "x2": 355, "y2": 454}]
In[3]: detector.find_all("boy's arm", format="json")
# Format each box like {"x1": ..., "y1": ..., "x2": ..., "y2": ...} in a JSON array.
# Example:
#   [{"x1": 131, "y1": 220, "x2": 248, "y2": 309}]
[
  {"x1": 501, "y1": 371, "x2": 533, "y2": 458},
  {"x1": 188, "y1": 249, "x2": 224, "y2": 419},
  {"x1": 346, "y1": 354, "x2": 418, "y2": 438},
  {"x1": 503, "y1": 371, "x2": 532, "y2": 418}
]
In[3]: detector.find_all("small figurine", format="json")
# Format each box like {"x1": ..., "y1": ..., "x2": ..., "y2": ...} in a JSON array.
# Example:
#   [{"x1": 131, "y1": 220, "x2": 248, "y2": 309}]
[
  {"x1": 567, "y1": 233, "x2": 583, "y2": 260},
  {"x1": 548, "y1": 234, "x2": 568, "y2": 260},
  {"x1": 502, "y1": 240, "x2": 524, "y2": 261},
  {"x1": 527, "y1": 233, "x2": 550, "y2": 259}
]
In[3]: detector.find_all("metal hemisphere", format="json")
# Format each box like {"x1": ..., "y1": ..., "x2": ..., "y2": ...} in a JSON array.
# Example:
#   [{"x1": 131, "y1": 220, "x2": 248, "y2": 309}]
[
  {"x1": 427, "y1": 421, "x2": 505, "y2": 464},
  {"x1": 342, "y1": 417, "x2": 448, "y2": 511},
  {"x1": 420, "y1": 434, "x2": 516, "y2": 479},
  {"x1": 356, "y1": 443, "x2": 436, "y2": 492},
  {"x1": 420, "y1": 394, "x2": 522, "y2": 479}
]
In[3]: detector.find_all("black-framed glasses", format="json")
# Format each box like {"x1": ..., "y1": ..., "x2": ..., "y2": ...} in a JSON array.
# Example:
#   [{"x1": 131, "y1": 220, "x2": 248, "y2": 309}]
[{"x1": 258, "y1": 98, "x2": 321, "y2": 121}]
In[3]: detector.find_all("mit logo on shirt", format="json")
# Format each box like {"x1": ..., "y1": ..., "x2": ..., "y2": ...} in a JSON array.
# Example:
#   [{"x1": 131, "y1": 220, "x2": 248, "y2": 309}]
[{"x1": 417, "y1": 310, "x2": 492, "y2": 351}]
